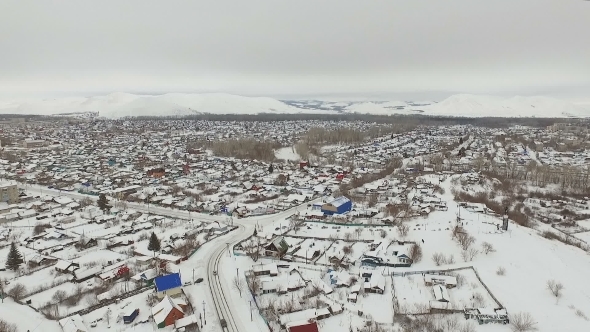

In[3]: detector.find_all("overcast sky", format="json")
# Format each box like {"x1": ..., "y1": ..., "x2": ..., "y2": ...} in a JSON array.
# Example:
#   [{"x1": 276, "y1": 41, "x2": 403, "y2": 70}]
[{"x1": 1, "y1": 0, "x2": 589, "y2": 100}]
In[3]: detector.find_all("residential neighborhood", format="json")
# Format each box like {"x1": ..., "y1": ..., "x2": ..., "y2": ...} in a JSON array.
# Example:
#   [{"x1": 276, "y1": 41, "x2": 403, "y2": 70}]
[{"x1": 0, "y1": 117, "x2": 589, "y2": 332}]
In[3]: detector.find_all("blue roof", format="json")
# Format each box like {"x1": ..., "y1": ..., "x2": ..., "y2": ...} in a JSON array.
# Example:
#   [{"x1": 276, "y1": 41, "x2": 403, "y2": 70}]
[
  {"x1": 329, "y1": 196, "x2": 351, "y2": 208},
  {"x1": 154, "y1": 273, "x2": 182, "y2": 292}
]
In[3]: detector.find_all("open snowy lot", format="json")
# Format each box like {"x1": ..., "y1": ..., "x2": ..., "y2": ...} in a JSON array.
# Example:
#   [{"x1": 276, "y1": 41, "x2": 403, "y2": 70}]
[{"x1": 0, "y1": 298, "x2": 62, "y2": 332}]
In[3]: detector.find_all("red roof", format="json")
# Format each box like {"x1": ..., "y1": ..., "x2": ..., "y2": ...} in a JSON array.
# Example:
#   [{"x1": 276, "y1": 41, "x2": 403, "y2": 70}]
[{"x1": 288, "y1": 322, "x2": 319, "y2": 332}]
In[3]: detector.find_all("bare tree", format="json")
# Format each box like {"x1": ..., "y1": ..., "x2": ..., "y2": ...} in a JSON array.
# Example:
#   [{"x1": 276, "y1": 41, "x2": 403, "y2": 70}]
[
  {"x1": 432, "y1": 252, "x2": 445, "y2": 266},
  {"x1": 288, "y1": 218, "x2": 299, "y2": 232},
  {"x1": 456, "y1": 233, "x2": 475, "y2": 251},
  {"x1": 342, "y1": 245, "x2": 352, "y2": 255},
  {"x1": 481, "y1": 241, "x2": 495, "y2": 254},
  {"x1": 52, "y1": 289, "x2": 67, "y2": 303},
  {"x1": 409, "y1": 244, "x2": 423, "y2": 263},
  {"x1": 79, "y1": 196, "x2": 93, "y2": 208},
  {"x1": 233, "y1": 276, "x2": 244, "y2": 298},
  {"x1": 7, "y1": 283, "x2": 26, "y2": 300},
  {"x1": 459, "y1": 321, "x2": 477, "y2": 332},
  {"x1": 547, "y1": 280, "x2": 564, "y2": 303},
  {"x1": 86, "y1": 293, "x2": 99, "y2": 306},
  {"x1": 0, "y1": 278, "x2": 4, "y2": 303},
  {"x1": 510, "y1": 312, "x2": 538, "y2": 332},
  {"x1": 0, "y1": 319, "x2": 17, "y2": 332},
  {"x1": 354, "y1": 227, "x2": 363, "y2": 239},
  {"x1": 244, "y1": 237, "x2": 262, "y2": 262},
  {"x1": 496, "y1": 266, "x2": 506, "y2": 276},
  {"x1": 461, "y1": 248, "x2": 479, "y2": 262},
  {"x1": 398, "y1": 223, "x2": 410, "y2": 238},
  {"x1": 104, "y1": 308, "x2": 112, "y2": 326},
  {"x1": 247, "y1": 274, "x2": 260, "y2": 296},
  {"x1": 440, "y1": 315, "x2": 460, "y2": 332},
  {"x1": 471, "y1": 292, "x2": 485, "y2": 307},
  {"x1": 446, "y1": 254, "x2": 455, "y2": 264},
  {"x1": 460, "y1": 250, "x2": 469, "y2": 262}
]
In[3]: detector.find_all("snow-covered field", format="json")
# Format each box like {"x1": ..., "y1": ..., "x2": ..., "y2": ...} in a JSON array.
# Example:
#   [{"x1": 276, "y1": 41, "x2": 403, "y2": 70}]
[
  {"x1": 274, "y1": 146, "x2": 300, "y2": 161},
  {"x1": 0, "y1": 298, "x2": 62, "y2": 332}
]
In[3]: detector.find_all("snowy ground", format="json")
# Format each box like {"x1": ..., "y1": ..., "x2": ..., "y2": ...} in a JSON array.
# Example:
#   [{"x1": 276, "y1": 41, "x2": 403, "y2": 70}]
[
  {"x1": 393, "y1": 268, "x2": 497, "y2": 314},
  {"x1": 274, "y1": 146, "x2": 300, "y2": 161},
  {"x1": 0, "y1": 298, "x2": 62, "y2": 332}
]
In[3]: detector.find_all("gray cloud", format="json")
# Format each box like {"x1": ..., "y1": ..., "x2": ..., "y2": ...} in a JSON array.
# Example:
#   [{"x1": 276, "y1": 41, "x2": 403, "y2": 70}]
[{"x1": 1, "y1": 0, "x2": 589, "y2": 99}]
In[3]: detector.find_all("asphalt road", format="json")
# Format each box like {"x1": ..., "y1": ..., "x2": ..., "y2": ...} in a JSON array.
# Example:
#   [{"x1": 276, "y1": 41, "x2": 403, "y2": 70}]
[{"x1": 207, "y1": 224, "x2": 246, "y2": 332}]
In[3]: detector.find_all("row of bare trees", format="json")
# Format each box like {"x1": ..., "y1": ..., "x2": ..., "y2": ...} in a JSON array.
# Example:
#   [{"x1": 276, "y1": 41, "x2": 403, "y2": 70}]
[
  {"x1": 0, "y1": 319, "x2": 17, "y2": 332},
  {"x1": 209, "y1": 139, "x2": 280, "y2": 161}
]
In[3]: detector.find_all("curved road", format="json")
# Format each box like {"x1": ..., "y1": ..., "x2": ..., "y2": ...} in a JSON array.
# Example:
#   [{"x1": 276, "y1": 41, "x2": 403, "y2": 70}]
[{"x1": 206, "y1": 200, "x2": 322, "y2": 332}]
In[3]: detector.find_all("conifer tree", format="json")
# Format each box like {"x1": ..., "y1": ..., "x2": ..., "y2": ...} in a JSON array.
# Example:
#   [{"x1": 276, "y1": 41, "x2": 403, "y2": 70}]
[
  {"x1": 97, "y1": 193, "x2": 110, "y2": 212},
  {"x1": 6, "y1": 242, "x2": 23, "y2": 271},
  {"x1": 148, "y1": 232, "x2": 161, "y2": 253}
]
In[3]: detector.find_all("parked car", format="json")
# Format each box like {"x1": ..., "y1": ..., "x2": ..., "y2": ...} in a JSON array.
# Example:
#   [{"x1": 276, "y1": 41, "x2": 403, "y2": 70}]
[{"x1": 195, "y1": 278, "x2": 204, "y2": 284}]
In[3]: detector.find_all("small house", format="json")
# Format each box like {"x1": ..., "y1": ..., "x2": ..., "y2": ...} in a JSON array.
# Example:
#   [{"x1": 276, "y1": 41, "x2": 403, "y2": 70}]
[
  {"x1": 29, "y1": 255, "x2": 57, "y2": 267},
  {"x1": 131, "y1": 268, "x2": 158, "y2": 286},
  {"x1": 265, "y1": 236, "x2": 289, "y2": 257},
  {"x1": 147, "y1": 168, "x2": 166, "y2": 178},
  {"x1": 364, "y1": 273, "x2": 385, "y2": 294},
  {"x1": 75, "y1": 237, "x2": 98, "y2": 250},
  {"x1": 287, "y1": 321, "x2": 320, "y2": 332},
  {"x1": 55, "y1": 259, "x2": 79, "y2": 274},
  {"x1": 59, "y1": 314, "x2": 88, "y2": 332},
  {"x1": 154, "y1": 273, "x2": 183, "y2": 298},
  {"x1": 123, "y1": 308, "x2": 140, "y2": 324},
  {"x1": 424, "y1": 274, "x2": 457, "y2": 289},
  {"x1": 252, "y1": 263, "x2": 279, "y2": 277},
  {"x1": 73, "y1": 266, "x2": 102, "y2": 283},
  {"x1": 152, "y1": 295, "x2": 186, "y2": 328}
]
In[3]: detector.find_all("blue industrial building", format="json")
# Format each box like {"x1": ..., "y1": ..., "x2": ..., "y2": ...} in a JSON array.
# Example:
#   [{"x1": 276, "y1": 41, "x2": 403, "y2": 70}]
[{"x1": 321, "y1": 196, "x2": 352, "y2": 215}]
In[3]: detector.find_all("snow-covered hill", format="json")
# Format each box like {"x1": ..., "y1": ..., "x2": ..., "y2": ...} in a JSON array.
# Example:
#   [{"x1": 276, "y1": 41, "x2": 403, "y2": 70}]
[
  {"x1": 0, "y1": 93, "x2": 588, "y2": 118},
  {"x1": 426, "y1": 94, "x2": 590, "y2": 118}
]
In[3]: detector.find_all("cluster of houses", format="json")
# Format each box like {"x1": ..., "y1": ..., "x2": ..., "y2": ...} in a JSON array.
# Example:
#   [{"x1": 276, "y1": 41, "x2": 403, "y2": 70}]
[
  {"x1": 0, "y1": 117, "x2": 479, "y2": 223},
  {"x1": 56, "y1": 272, "x2": 199, "y2": 331},
  {"x1": 453, "y1": 125, "x2": 590, "y2": 170}
]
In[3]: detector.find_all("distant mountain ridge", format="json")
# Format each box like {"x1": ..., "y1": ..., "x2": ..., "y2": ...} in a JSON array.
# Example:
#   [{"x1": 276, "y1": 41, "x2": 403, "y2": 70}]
[{"x1": 0, "y1": 93, "x2": 588, "y2": 119}]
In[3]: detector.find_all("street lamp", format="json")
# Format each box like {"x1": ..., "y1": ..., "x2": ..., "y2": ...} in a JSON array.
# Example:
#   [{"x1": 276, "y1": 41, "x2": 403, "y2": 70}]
[{"x1": 202, "y1": 301, "x2": 206, "y2": 325}]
